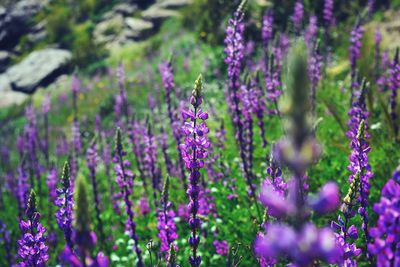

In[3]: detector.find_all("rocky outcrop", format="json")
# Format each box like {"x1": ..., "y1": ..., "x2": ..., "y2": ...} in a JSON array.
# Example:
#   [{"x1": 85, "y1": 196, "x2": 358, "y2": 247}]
[
  {"x1": 0, "y1": 0, "x2": 47, "y2": 50},
  {"x1": 156, "y1": 0, "x2": 193, "y2": 9},
  {"x1": 6, "y1": 48, "x2": 72, "y2": 93},
  {"x1": 0, "y1": 74, "x2": 28, "y2": 107},
  {"x1": 142, "y1": 6, "x2": 179, "y2": 25}
]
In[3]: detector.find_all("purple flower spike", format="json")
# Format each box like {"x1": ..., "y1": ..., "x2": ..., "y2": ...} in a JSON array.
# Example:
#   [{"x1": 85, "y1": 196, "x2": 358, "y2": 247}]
[
  {"x1": 368, "y1": 165, "x2": 400, "y2": 266},
  {"x1": 292, "y1": 1, "x2": 304, "y2": 33},
  {"x1": 113, "y1": 128, "x2": 143, "y2": 267},
  {"x1": 180, "y1": 75, "x2": 209, "y2": 267},
  {"x1": 18, "y1": 190, "x2": 49, "y2": 267},
  {"x1": 55, "y1": 162, "x2": 74, "y2": 250},
  {"x1": 323, "y1": 0, "x2": 334, "y2": 28},
  {"x1": 349, "y1": 23, "x2": 364, "y2": 86},
  {"x1": 262, "y1": 10, "x2": 273, "y2": 49}
]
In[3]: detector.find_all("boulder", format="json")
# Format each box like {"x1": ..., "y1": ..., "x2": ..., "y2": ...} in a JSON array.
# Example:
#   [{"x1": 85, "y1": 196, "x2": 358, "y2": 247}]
[
  {"x1": 94, "y1": 14, "x2": 125, "y2": 45},
  {"x1": 0, "y1": 0, "x2": 46, "y2": 49},
  {"x1": 142, "y1": 6, "x2": 179, "y2": 25},
  {"x1": 6, "y1": 48, "x2": 72, "y2": 93},
  {"x1": 0, "y1": 51, "x2": 10, "y2": 73},
  {"x1": 0, "y1": 74, "x2": 28, "y2": 108},
  {"x1": 156, "y1": 0, "x2": 192, "y2": 9},
  {"x1": 124, "y1": 17, "x2": 154, "y2": 40}
]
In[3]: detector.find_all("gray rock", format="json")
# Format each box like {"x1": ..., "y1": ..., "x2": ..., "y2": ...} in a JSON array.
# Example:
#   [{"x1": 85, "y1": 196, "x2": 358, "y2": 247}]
[
  {"x1": 6, "y1": 48, "x2": 72, "y2": 93},
  {"x1": 156, "y1": 0, "x2": 192, "y2": 9},
  {"x1": 94, "y1": 14, "x2": 125, "y2": 44},
  {"x1": 124, "y1": 17, "x2": 154, "y2": 40},
  {"x1": 113, "y1": 3, "x2": 138, "y2": 16},
  {"x1": 0, "y1": 74, "x2": 28, "y2": 108},
  {"x1": 0, "y1": 51, "x2": 10, "y2": 73},
  {"x1": 142, "y1": 6, "x2": 179, "y2": 24},
  {"x1": 0, "y1": 0, "x2": 46, "y2": 49}
]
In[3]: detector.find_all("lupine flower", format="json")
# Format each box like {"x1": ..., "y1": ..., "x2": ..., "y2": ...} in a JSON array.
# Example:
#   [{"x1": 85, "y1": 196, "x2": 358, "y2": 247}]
[
  {"x1": 349, "y1": 23, "x2": 364, "y2": 87},
  {"x1": 55, "y1": 162, "x2": 74, "y2": 249},
  {"x1": 17, "y1": 190, "x2": 49, "y2": 267},
  {"x1": 139, "y1": 196, "x2": 151, "y2": 216},
  {"x1": 113, "y1": 128, "x2": 143, "y2": 266},
  {"x1": 128, "y1": 120, "x2": 147, "y2": 189},
  {"x1": 261, "y1": 10, "x2": 273, "y2": 49},
  {"x1": 167, "y1": 244, "x2": 178, "y2": 267},
  {"x1": 347, "y1": 80, "x2": 369, "y2": 140},
  {"x1": 256, "y1": 42, "x2": 341, "y2": 265},
  {"x1": 72, "y1": 118, "x2": 82, "y2": 155},
  {"x1": 41, "y1": 94, "x2": 51, "y2": 165},
  {"x1": 157, "y1": 176, "x2": 179, "y2": 257},
  {"x1": 160, "y1": 127, "x2": 176, "y2": 177},
  {"x1": 116, "y1": 63, "x2": 130, "y2": 121},
  {"x1": 368, "y1": 165, "x2": 400, "y2": 266},
  {"x1": 159, "y1": 60, "x2": 187, "y2": 190},
  {"x1": 213, "y1": 240, "x2": 229, "y2": 256},
  {"x1": 180, "y1": 75, "x2": 209, "y2": 267},
  {"x1": 367, "y1": 0, "x2": 375, "y2": 17},
  {"x1": 0, "y1": 220, "x2": 13, "y2": 266},
  {"x1": 323, "y1": 0, "x2": 334, "y2": 27},
  {"x1": 308, "y1": 45, "x2": 323, "y2": 115},
  {"x1": 305, "y1": 15, "x2": 318, "y2": 49},
  {"x1": 292, "y1": 1, "x2": 304, "y2": 33},
  {"x1": 69, "y1": 175, "x2": 109, "y2": 267},
  {"x1": 24, "y1": 104, "x2": 41, "y2": 187},
  {"x1": 225, "y1": 7, "x2": 260, "y2": 212},
  {"x1": 144, "y1": 122, "x2": 160, "y2": 208},
  {"x1": 389, "y1": 50, "x2": 399, "y2": 138},
  {"x1": 46, "y1": 168, "x2": 58, "y2": 203},
  {"x1": 16, "y1": 163, "x2": 29, "y2": 216},
  {"x1": 86, "y1": 138, "x2": 105, "y2": 244},
  {"x1": 348, "y1": 121, "x2": 373, "y2": 245}
]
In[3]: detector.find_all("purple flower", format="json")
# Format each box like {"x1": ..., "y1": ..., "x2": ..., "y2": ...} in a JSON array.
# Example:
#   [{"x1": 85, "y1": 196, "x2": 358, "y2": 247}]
[
  {"x1": 308, "y1": 46, "x2": 322, "y2": 115},
  {"x1": 18, "y1": 190, "x2": 49, "y2": 267},
  {"x1": 0, "y1": 220, "x2": 13, "y2": 266},
  {"x1": 139, "y1": 196, "x2": 151, "y2": 216},
  {"x1": 323, "y1": 0, "x2": 334, "y2": 27},
  {"x1": 389, "y1": 51, "x2": 400, "y2": 137},
  {"x1": 16, "y1": 164, "x2": 29, "y2": 215},
  {"x1": 368, "y1": 166, "x2": 400, "y2": 266},
  {"x1": 55, "y1": 162, "x2": 74, "y2": 250},
  {"x1": 60, "y1": 245, "x2": 109, "y2": 267},
  {"x1": 292, "y1": 1, "x2": 304, "y2": 32},
  {"x1": 305, "y1": 16, "x2": 318, "y2": 48},
  {"x1": 213, "y1": 240, "x2": 229, "y2": 256},
  {"x1": 113, "y1": 128, "x2": 143, "y2": 266},
  {"x1": 262, "y1": 10, "x2": 273, "y2": 48},
  {"x1": 159, "y1": 60, "x2": 187, "y2": 189},
  {"x1": 308, "y1": 182, "x2": 340, "y2": 214},
  {"x1": 143, "y1": 122, "x2": 160, "y2": 208},
  {"x1": 349, "y1": 23, "x2": 364, "y2": 86},
  {"x1": 46, "y1": 168, "x2": 58, "y2": 203},
  {"x1": 180, "y1": 75, "x2": 209, "y2": 267},
  {"x1": 86, "y1": 139, "x2": 105, "y2": 244}
]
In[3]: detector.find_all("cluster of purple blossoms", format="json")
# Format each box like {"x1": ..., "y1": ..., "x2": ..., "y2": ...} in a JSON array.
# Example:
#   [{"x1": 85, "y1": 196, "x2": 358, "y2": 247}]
[
  {"x1": 292, "y1": 1, "x2": 304, "y2": 33},
  {"x1": 113, "y1": 128, "x2": 143, "y2": 266},
  {"x1": 389, "y1": 50, "x2": 399, "y2": 138},
  {"x1": 16, "y1": 164, "x2": 29, "y2": 215},
  {"x1": 143, "y1": 123, "x2": 161, "y2": 207},
  {"x1": 213, "y1": 240, "x2": 229, "y2": 256},
  {"x1": 157, "y1": 177, "x2": 179, "y2": 257},
  {"x1": 331, "y1": 171, "x2": 362, "y2": 266},
  {"x1": 255, "y1": 42, "x2": 341, "y2": 266},
  {"x1": 159, "y1": 60, "x2": 187, "y2": 189},
  {"x1": 308, "y1": 46, "x2": 323, "y2": 115},
  {"x1": 139, "y1": 196, "x2": 151, "y2": 216},
  {"x1": 349, "y1": 23, "x2": 364, "y2": 86},
  {"x1": 180, "y1": 75, "x2": 209, "y2": 267},
  {"x1": 261, "y1": 10, "x2": 273, "y2": 49},
  {"x1": 0, "y1": 220, "x2": 13, "y2": 266},
  {"x1": 348, "y1": 121, "x2": 373, "y2": 244},
  {"x1": 323, "y1": 0, "x2": 334, "y2": 27},
  {"x1": 18, "y1": 190, "x2": 49, "y2": 267},
  {"x1": 55, "y1": 162, "x2": 74, "y2": 249},
  {"x1": 305, "y1": 15, "x2": 318, "y2": 49},
  {"x1": 86, "y1": 139, "x2": 105, "y2": 243},
  {"x1": 368, "y1": 166, "x2": 400, "y2": 266},
  {"x1": 60, "y1": 246, "x2": 109, "y2": 267},
  {"x1": 46, "y1": 168, "x2": 58, "y2": 203}
]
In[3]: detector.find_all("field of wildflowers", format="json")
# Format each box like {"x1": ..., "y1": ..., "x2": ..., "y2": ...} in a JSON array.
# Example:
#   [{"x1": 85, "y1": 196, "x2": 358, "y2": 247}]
[{"x1": 0, "y1": 0, "x2": 400, "y2": 266}]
